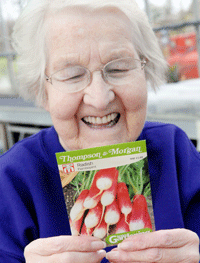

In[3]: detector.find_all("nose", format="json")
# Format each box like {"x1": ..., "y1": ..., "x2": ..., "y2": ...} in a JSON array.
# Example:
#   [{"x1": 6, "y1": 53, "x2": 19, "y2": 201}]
[{"x1": 83, "y1": 71, "x2": 115, "y2": 110}]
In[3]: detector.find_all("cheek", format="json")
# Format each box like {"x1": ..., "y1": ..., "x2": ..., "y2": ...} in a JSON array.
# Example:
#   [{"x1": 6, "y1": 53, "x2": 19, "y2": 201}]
[
  {"x1": 119, "y1": 77, "x2": 147, "y2": 112},
  {"x1": 47, "y1": 89, "x2": 83, "y2": 120},
  {"x1": 122, "y1": 78, "x2": 147, "y2": 141}
]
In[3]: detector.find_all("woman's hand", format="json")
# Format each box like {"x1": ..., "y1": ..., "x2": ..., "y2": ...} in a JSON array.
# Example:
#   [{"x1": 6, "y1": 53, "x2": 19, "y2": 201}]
[
  {"x1": 106, "y1": 229, "x2": 199, "y2": 262},
  {"x1": 24, "y1": 235, "x2": 106, "y2": 263}
]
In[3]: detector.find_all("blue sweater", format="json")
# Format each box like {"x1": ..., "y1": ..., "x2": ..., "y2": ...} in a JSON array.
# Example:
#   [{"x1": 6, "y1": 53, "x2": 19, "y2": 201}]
[{"x1": 0, "y1": 121, "x2": 199, "y2": 262}]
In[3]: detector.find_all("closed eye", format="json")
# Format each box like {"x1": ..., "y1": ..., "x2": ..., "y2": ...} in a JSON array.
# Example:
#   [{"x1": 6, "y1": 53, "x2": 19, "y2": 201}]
[
  {"x1": 107, "y1": 68, "x2": 129, "y2": 73},
  {"x1": 59, "y1": 78, "x2": 82, "y2": 85},
  {"x1": 67, "y1": 73, "x2": 85, "y2": 80},
  {"x1": 54, "y1": 66, "x2": 87, "y2": 82},
  {"x1": 58, "y1": 72, "x2": 86, "y2": 83}
]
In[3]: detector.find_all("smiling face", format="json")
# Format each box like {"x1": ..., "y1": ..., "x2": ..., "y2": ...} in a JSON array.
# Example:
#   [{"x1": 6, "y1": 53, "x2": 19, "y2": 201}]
[{"x1": 44, "y1": 7, "x2": 147, "y2": 150}]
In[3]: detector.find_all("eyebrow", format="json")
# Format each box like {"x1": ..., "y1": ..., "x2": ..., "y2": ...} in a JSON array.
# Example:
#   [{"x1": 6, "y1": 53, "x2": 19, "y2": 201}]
[
  {"x1": 102, "y1": 48, "x2": 136, "y2": 63},
  {"x1": 51, "y1": 48, "x2": 135, "y2": 72},
  {"x1": 52, "y1": 54, "x2": 81, "y2": 71},
  {"x1": 53, "y1": 60, "x2": 77, "y2": 72}
]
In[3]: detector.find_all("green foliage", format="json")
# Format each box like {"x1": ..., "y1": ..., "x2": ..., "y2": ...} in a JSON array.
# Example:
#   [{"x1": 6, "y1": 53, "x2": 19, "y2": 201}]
[
  {"x1": 70, "y1": 169, "x2": 98, "y2": 199},
  {"x1": 118, "y1": 157, "x2": 151, "y2": 200},
  {"x1": 0, "y1": 56, "x2": 18, "y2": 79}
]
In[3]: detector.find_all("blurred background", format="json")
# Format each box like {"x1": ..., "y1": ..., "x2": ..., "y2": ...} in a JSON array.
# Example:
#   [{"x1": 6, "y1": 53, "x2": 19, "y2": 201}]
[{"x1": 0, "y1": 0, "x2": 200, "y2": 154}]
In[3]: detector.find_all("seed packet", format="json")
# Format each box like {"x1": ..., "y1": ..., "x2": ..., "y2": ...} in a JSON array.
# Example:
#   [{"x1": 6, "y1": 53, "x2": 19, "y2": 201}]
[{"x1": 56, "y1": 140, "x2": 155, "y2": 246}]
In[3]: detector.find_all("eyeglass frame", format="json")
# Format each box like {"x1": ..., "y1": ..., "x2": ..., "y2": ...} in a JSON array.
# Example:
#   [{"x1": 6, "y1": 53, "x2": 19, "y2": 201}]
[{"x1": 45, "y1": 56, "x2": 147, "y2": 93}]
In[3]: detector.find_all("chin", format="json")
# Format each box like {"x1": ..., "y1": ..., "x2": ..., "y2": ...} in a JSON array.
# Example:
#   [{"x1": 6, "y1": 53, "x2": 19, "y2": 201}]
[{"x1": 81, "y1": 137, "x2": 128, "y2": 149}]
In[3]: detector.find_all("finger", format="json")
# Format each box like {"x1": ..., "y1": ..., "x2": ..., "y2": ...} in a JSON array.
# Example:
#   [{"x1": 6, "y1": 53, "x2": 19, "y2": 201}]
[
  {"x1": 109, "y1": 248, "x2": 150, "y2": 262},
  {"x1": 110, "y1": 259, "x2": 146, "y2": 263},
  {"x1": 118, "y1": 229, "x2": 198, "y2": 251},
  {"x1": 49, "y1": 250, "x2": 106, "y2": 263},
  {"x1": 26, "y1": 250, "x2": 106, "y2": 263},
  {"x1": 112, "y1": 262, "x2": 147, "y2": 263},
  {"x1": 25, "y1": 235, "x2": 106, "y2": 256},
  {"x1": 106, "y1": 246, "x2": 199, "y2": 263}
]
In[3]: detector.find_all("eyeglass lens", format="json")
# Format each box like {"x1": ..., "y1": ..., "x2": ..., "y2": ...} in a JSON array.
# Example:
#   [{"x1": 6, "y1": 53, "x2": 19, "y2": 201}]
[{"x1": 49, "y1": 58, "x2": 144, "y2": 93}]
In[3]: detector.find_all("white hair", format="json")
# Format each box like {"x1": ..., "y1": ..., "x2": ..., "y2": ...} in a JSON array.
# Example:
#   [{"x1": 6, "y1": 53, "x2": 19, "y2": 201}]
[{"x1": 12, "y1": 0, "x2": 167, "y2": 107}]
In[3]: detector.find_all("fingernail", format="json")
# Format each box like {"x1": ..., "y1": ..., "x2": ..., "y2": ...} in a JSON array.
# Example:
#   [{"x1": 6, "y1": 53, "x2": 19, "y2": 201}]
[
  {"x1": 106, "y1": 251, "x2": 120, "y2": 260},
  {"x1": 118, "y1": 242, "x2": 131, "y2": 250},
  {"x1": 97, "y1": 249, "x2": 106, "y2": 257},
  {"x1": 91, "y1": 241, "x2": 106, "y2": 250}
]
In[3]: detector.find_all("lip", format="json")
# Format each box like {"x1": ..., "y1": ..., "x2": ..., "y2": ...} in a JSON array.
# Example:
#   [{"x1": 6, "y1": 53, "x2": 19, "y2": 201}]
[{"x1": 82, "y1": 113, "x2": 120, "y2": 128}]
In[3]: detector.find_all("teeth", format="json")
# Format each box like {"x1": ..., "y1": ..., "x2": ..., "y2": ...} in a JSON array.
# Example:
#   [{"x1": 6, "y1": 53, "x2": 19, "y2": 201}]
[
  {"x1": 102, "y1": 116, "x2": 107, "y2": 124},
  {"x1": 96, "y1": 117, "x2": 101, "y2": 124},
  {"x1": 83, "y1": 113, "x2": 118, "y2": 125}
]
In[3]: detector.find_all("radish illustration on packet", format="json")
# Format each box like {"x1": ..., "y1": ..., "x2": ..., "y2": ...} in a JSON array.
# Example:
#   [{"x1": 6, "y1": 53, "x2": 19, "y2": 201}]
[{"x1": 56, "y1": 140, "x2": 155, "y2": 247}]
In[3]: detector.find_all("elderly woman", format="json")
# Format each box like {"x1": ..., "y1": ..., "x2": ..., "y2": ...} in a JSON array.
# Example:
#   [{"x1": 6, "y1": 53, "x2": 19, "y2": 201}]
[{"x1": 0, "y1": 0, "x2": 199, "y2": 262}]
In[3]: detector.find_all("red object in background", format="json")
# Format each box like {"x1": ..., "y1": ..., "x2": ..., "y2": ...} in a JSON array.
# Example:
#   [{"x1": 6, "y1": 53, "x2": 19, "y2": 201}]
[{"x1": 167, "y1": 32, "x2": 199, "y2": 80}]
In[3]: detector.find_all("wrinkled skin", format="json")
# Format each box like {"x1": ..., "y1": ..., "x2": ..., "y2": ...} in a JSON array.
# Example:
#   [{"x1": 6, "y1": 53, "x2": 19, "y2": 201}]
[
  {"x1": 24, "y1": 236, "x2": 106, "y2": 263},
  {"x1": 106, "y1": 229, "x2": 200, "y2": 263},
  {"x1": 24, "y1": 7, "x2": 200, "y2": 263},
  {"x1": 44, "y1": 7, "x2": 147, "y2": 151}
]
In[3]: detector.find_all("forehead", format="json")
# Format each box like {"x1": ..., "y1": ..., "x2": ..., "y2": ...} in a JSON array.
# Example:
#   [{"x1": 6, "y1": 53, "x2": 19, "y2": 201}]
[{"x1": 45, "y1": 7, "x2": 136, "y2": 69}]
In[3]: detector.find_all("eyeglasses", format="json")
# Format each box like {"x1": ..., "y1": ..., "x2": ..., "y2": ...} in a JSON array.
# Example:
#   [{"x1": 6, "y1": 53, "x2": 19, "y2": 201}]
[{"x1": 45, "y1": 57, "x2": 146, "y2": 93}]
